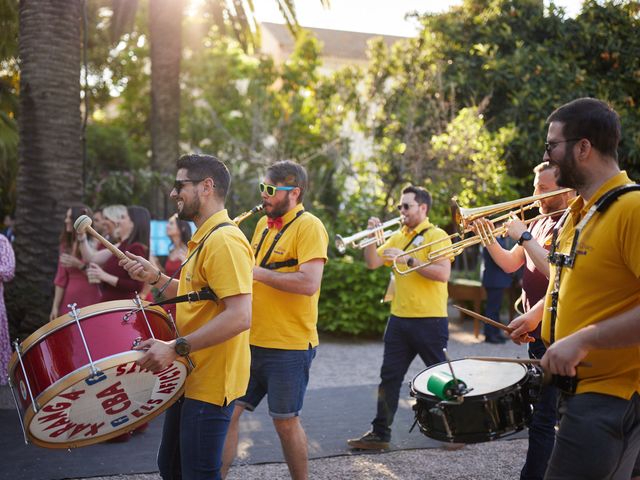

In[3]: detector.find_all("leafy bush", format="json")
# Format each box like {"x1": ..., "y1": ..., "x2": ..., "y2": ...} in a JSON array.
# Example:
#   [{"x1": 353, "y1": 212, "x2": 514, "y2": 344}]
[{"x1": 318, "y1": 255, "x2": 390, "y2": 336}]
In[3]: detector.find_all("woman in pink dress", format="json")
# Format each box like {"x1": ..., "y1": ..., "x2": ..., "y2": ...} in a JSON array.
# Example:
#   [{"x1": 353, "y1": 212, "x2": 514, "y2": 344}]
[
  {"x1": 49, "y1": 205, "x2": 102, "y2": 321},
  {"x1": 0, "y1": 233, "x2": 15, "y2": 385},
  {"x1": 82, "y1": 206, "x2": 150, "y2": 302}
]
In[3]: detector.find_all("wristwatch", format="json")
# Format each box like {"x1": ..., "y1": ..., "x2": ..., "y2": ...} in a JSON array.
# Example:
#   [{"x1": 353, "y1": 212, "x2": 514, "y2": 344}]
[
  {"x1": 174, "y1": 337, "x2": 191, "y2": 357},
  {"x1": 517, "y1": 231, "x2": 533, "y2": 246}
]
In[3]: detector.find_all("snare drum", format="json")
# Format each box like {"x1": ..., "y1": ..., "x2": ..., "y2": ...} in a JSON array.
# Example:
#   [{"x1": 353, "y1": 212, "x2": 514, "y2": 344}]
[
  {"x1": 8, "y1": 299, "x2": 189, "y2": 449},
  {"x1": 410, "y1": 359, "x2": 536, "y2": 444}
]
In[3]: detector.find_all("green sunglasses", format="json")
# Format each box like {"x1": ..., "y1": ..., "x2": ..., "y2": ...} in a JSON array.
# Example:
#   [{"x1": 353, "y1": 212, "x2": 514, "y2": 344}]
[{"x1": 259, "y1": 182, "x2": 296, "y2": 196}]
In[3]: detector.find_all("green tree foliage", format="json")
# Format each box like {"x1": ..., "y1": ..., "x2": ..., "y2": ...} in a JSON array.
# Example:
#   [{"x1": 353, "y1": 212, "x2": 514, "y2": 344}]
[{"x1": 416, "y1": 0, "x2": 640, "y2": 185}]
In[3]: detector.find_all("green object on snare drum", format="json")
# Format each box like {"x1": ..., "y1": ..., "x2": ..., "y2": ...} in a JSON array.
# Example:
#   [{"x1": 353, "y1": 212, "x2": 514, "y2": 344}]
[{"x1": 427, "y1": 371, "x2": 467, "y2": 400}]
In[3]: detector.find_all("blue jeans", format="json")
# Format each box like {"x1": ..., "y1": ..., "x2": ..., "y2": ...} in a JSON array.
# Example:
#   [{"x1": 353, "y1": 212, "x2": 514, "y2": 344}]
[
  {"x1": 484, "y1": 287, "x2": 505, "y2": 339},
  {"x1": 158, "y1": 396, "x2": 234, "y2": 480},
  {"x1": 372, "y1": 315, "x2": 449, "y2": 441},
  {"x1": 237, "y1": 345, "x2": 316, "y2": 418},
  {"x1": 545, "y1": 392, "x2": 640, "y2": 479},
  {"x1": 521, "y1": 339, "x2": 558, "y2": 480}
]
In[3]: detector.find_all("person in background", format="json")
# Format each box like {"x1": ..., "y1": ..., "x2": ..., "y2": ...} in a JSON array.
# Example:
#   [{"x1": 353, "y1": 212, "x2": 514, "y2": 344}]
[
  {"x1": 1, "y1": 214, "x2": 15, "y2": 243},
  {"x1": 481, "y1": 236, "x2": 513, "y2": 344},
  {"x1": 49, "y1": 205, "x2": 101, "y2": 321},
  {"x1": 146, "y1": 213, "x2": 192, "y2": 320},
  {"x1": 79, "y1": 205, "x2": 150, "y2": 301},
  {"x1": 0, "y1": 233, "x2": 15, "y2": 385}
]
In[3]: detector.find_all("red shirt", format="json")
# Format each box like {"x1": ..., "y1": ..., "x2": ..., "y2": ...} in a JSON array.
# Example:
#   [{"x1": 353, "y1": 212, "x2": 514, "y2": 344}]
[{"x1": 100, "y1": 240, "x2": 148, "y2": 302}]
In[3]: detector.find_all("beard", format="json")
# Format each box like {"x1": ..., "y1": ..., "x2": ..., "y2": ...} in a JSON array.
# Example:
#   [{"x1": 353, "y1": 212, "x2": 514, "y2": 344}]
[
  {"x1": 264, "y1": 193, "x2": 290, "y2": 218},
  {"x1": 177, "y1": 195, "x2": 200, "y2": 221},
  {"x1": 555, "y1": 149, "x2": 587, "y2": 191}
]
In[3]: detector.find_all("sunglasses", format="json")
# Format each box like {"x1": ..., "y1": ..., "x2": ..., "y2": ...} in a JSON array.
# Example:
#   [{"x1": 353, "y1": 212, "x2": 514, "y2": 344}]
[
  {"x1": 544, "y1": 138, "x2": 582, "y2": 155},
  {"x1": 259, "y1": 182, "x2": 296, "y2": 197},
  {"x1": 173, "y1": 178, "x2": 207, "y2": 194},
  {"x1": 397, "y1": 203, "x2": 418, "y2": 211}
]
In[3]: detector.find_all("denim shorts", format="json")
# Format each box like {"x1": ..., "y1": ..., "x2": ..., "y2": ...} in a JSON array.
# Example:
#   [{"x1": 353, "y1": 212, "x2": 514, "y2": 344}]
[{"x1": 236, "y1": 345, "x2": 316, "y2": 418}]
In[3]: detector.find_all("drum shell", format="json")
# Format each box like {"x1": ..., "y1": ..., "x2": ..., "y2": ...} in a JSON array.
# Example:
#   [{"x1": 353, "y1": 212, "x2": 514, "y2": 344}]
[
  {"x1": 7, "y1": 300, "x2": 186, "y2": 448},
  {"x1": 410, "y1": 359, "x2": 534, "y2": 444}
]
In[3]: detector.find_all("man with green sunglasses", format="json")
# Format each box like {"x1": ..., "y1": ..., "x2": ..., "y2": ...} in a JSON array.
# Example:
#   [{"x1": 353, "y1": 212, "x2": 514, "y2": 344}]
[{"x1": 222, "y1": 160, "x2": 328, "y2": 480}]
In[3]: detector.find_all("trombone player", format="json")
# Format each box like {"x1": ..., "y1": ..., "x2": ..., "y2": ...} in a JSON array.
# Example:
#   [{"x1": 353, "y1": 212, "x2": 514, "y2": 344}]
[
  {"x1": 471, "y1": 161, "x2": 573, "y2": 480},
  {"x1": 347, "y1": 185, "x2": 452, "y2": 450}
]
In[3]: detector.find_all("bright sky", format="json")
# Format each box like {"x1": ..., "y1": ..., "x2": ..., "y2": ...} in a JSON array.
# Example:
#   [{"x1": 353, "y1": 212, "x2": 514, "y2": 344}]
[{"x1": 254, "y1": 0, "x2": 584, "y2": 36}]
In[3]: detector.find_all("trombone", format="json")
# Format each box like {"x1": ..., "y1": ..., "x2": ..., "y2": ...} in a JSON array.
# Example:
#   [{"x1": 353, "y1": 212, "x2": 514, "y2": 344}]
[
  {"x1": 393, "y1": 188, "x2": 572, "y2": 275},
  {"x1": 335, "y1": 216, "x2": 403, "y2": 254}
]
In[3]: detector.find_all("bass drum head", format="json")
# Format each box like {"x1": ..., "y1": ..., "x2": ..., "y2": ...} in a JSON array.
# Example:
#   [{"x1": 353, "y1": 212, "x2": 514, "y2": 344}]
[
  {"x1": 412, "y1": 359, "x2": 528, "y2": 398},
  {"x1": 24, "y1": 352, "x2": 187, "y2": 449}
]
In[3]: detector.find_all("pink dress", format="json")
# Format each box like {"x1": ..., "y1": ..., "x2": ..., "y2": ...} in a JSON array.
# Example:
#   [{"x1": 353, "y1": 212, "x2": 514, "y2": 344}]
[
  {"x1": 0, "y1": 234, "x2": 15, "y2": 385},
  {"x1": 162, "y1": 257, "x2": 183, "y2": 319},
  {"x1": 53, "y1": 250, "x2": 102, "y2": 316}
]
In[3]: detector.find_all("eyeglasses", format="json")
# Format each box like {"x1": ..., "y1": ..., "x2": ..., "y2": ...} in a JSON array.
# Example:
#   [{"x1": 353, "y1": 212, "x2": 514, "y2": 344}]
[
  {"x1": 544, "y1": 138, "x2": 582, "y2": 155},
  {"x1": 173, "y1": 179, "x2": 206, "y2": 194},
  {"x1": 259, "y1": 182, "x2": 296, "y2": 197},
  {"x1": 397, "y1": 203, "x2": 419, "y2": 211}
]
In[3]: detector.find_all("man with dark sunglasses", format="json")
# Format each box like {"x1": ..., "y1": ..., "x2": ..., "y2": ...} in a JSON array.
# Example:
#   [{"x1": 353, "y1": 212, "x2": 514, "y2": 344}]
[
  {"x1": 508, "y1": 98, "x2": 640, "y2": 479},
  {"x1": 348, "y1": 185, "x2": 452, "y2": 450},
  {"x1": 119, "y1": 154, "x2": 253, "y2": 480},
  {"x1": 222, "y1": 160, "x2": 328, "y2": 480}
]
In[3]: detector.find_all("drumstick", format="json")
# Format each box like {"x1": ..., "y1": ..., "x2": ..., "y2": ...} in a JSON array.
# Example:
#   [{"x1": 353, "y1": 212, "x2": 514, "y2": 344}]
[
  {"x1": 453, "y1": 305, "x2": 514, "y2": 334},
  {"x1": 74, "y1": 214, "x2": 128, "y2": 262},
  {"x1": 467, "y1": 356, "x2": 592, "y2": 368}
]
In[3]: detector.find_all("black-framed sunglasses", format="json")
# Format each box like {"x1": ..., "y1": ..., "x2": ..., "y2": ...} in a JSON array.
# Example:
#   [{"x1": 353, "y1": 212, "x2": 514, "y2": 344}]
[
  {"x1": 397, "y1": 203, "x2": 418, "y2": 211},
  {"x1": 259, "y1": 182, "x2": 296, "y2": 197},
  {"x1": 544, "y1": 138, "x2": 582, "y2": 155},
  {"x1": 173, "y1": 178, "x2": 207, "y2": 193}
]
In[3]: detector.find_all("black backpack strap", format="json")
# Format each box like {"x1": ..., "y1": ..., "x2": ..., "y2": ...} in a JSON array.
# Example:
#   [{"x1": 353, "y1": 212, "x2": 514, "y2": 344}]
[
  {"x1": 258, "y1": 210, "x2": 305, "y2": 270},
  {"x1": 401, "y1": 227, "x2": 430, "y2": 251},
  {"x1": 151, "y1": 287, "x2": 218, "y2": 307},
  {"x1": 595, "y1": 184, "x2": 640, "y2": 213},
  {"x1": 155, "y1": 221, "x2": 235, "y2": 303}
]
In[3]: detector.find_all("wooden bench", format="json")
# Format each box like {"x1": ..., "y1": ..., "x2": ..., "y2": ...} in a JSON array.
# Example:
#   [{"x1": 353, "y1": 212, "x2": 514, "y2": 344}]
[
  {"x1": 448, "y1": 279, "x2": 486, "y2": 338},
  {"x1": 448, "y1": 279, "x2": 520, "y2": 338}
]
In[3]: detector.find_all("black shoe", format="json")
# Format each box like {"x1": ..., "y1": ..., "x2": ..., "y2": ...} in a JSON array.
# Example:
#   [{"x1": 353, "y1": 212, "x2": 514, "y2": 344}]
[{"x1": 347, "y1": 431, "x2": 390, "y2": 450}]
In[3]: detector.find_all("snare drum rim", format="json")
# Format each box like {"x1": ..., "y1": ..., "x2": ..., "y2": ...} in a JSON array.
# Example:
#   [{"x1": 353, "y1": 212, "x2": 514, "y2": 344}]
[
  {"x1": 8, "y1": 300, "x2": 171, "y2": 378},
  {"x1": 410, "y1": 359, "x2": 530, "y2": 400},
  {"x1": 23, "y1": 351, "x2": 188, "y2": 449}
]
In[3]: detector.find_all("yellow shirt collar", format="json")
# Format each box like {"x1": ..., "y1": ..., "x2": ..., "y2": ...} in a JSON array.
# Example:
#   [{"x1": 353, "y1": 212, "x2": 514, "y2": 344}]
[
  {"x1": 280, "y1": 203, "x2": 305, "y2": 223},
  {"x1": 569, "y1": 171, "x2": 633, "y2": 217},
  {"x1": 401, "y1": 217, "x2": 432, "y2": 236},
  {"x1": 190, "y1": 209, "x2": 232, "y2": 245}
]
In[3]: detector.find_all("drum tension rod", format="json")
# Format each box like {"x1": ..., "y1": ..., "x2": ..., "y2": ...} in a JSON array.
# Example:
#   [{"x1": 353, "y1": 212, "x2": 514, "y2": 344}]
[{"x1": 69, "y1": 303, "x2": 102, "y2": 379}]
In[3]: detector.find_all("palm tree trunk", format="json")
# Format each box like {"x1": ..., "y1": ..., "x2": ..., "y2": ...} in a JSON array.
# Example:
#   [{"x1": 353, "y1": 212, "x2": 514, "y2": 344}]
[
  {"x1": 149, "y1": 0, "x2": 183, "y2": 218},
  {"x1": 13, "y1": 0, "x2": 83, "y2": 334}
]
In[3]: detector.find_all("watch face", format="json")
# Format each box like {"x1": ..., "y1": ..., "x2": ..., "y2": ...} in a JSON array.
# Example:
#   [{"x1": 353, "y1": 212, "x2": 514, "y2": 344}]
[
  {"x1": 519, "y1": 231, "x2": 533, "y2": 244},
  {"x1": 175, "y1": 338, "x2": 190, "y2": 356}
]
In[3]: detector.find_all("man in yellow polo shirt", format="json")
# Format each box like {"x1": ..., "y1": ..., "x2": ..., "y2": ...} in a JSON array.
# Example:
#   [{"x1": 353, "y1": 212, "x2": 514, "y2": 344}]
[
  {"x1": 120, "y1": 154, "x2": 253, "y2": 480},
  {"x1": 509, "y1": 98, "x2": 640, "y2": 479},
  {"x1": 348, "y1": 185, "x2": 452, "y2": 450},
  {"x1": 222, "y1": 160, "x2": 328, "y2": 480}
]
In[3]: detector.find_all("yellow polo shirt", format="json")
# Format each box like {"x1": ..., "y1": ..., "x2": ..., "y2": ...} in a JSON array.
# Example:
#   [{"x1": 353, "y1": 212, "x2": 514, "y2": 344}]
[
  {"x1": 541, "y1": 172, "x2": 640, "y2": 399},
  {"x1": 250, "y1": 203, "x2": 329, "y2": 350},
  {"x1": 378, "y1": 218, "x2": 451, "y2": 318},
  {"x1": 176, "y1": 209, "x2": 253, "y2": 405}
]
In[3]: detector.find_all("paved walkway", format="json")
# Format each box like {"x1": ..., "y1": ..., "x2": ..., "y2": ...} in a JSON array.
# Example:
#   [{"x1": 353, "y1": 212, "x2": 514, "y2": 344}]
[{"x1": 3, "y1": 313, "x2": 533, "y2": 480}]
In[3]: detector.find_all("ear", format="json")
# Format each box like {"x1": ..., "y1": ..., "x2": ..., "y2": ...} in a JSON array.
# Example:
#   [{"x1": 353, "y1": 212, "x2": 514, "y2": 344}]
[
  {"x1": 290, "y1": 186, "x2": 302, "y2": 203},
  {"x1": 202, "y1": 177, "x2": 215, "y2": 194},
  {"x1": 576, "y1": 138, "x2": 592, "y2": 161}
]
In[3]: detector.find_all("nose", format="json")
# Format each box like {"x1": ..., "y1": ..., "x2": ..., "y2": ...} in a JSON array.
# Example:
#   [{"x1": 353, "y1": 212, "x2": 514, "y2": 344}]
[{"x1": 170, "y1": 188, "x2": 178, "y2": 199}]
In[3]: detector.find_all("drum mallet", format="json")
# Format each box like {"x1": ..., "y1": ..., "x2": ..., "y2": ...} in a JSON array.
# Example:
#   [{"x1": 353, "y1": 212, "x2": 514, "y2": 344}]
[{"x1": 74, "y1": 215, "x2": 128, "y2": 262}]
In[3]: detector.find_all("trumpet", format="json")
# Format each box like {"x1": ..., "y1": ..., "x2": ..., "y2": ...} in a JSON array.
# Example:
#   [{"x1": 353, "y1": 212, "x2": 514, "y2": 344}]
[
  {"x1": 393, "y1": 188, "x2": 572, "y2": 275},
  {"x1": 233, "y1": 204, "x2": 264, "y2": 225},
  {"x1": 335, "y1": 216, "x2": 403, "y2": 254}
]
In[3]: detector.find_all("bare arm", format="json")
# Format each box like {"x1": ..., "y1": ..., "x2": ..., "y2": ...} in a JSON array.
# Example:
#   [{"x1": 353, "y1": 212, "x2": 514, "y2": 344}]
[
  {"x1": 541, "y1": 303, "x2": 640, "y2": 377},
  {"x1": 391, "y1": 251, "x2": 451, "y2": 282},
  {"x1": 77, "y1": 235, "x2": 112, "y2": 265},
  {"x1": 253, "y1": 259, "x2": 325, "y2": 296},
  {"x1": 119, "y1": 251, "x2": 179, "y2": 298},
  {"x1": 472, "y1": 218, "x2": 525, "y2": 273},
  {"x1": 49, "y1": 286, "x2": 64, "y2": 321},
  {"x1": 363, "y1": 217, "x2": 385, "y2": 269},
  {"x1": 506, "y1": 219, "x2": 550, "y2": 278},
  {"x1": 134, "y1": 293, "x2": 252, "y2": 372},
  {"x1": 508, "y1": 298, "x2": 545, "y2": 344}
]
